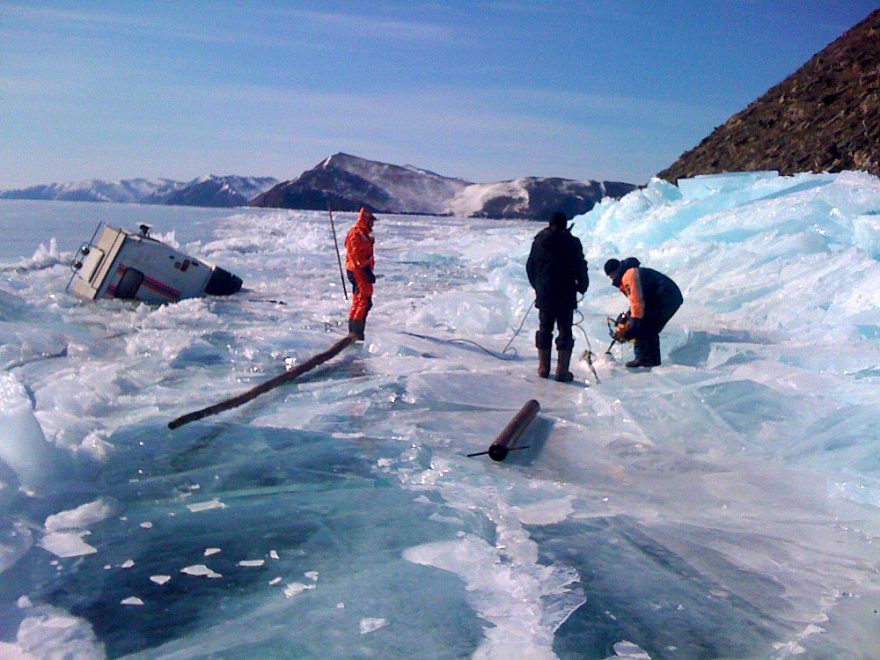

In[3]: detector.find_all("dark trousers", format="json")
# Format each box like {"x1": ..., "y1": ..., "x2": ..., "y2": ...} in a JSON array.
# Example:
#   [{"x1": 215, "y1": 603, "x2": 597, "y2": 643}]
[
  {"x1": 536, "y1": 308, "x2": 574, "y2": 351},
  {"x1": 634, "y1": 298, "x2": 681, "y2": 362}
]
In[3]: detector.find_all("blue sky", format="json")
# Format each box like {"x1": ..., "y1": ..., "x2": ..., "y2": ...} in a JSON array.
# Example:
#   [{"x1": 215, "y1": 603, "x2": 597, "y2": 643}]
[{"x1": 1, "y1": 1, "x2": 876, "y2": 188}]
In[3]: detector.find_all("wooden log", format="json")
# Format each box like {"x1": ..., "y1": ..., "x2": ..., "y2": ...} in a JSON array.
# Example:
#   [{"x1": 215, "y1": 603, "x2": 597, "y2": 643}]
[
  {"x1": 468, "y1": 399, "x2": 540, "y2": 461},
  {"x1": 168, "y1": 333, "x2": 358, "y2": 430}
]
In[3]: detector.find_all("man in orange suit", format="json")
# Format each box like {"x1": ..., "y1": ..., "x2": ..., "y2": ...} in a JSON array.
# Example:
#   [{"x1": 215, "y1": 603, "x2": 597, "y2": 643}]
[{"x1": 345, "y1": 208, "x2": 377, "y2": 341}]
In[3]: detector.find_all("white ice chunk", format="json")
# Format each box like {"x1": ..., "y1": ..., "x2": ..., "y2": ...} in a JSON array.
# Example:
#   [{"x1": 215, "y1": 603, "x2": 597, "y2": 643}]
[
  {"x1": 0, "y1": 641, "x2": 33, "y2": 659},
  {"x1": 181, "y1": 564, "x2": 222, "y2": 578},
  {"x1": 120, "y1": 559, "x2": 134, "y2": 569},
  {"x1": 238, "y1": 560, "x2": 265, "y2": 567},
  {"x1": 359, "y1": 618, "x2": 388, "y2": 635},
  {"x1": 0, "y1": 373, "x2": 60, "y2": 490},
  {"x1": 120, "y1": 597, "x2": 143, "y2": 606},
  {"x1": 15, "y1": 606, "x2": 104, "y2": 659},
  {"x1": 282, "y1": 582, "x2": 314, "y2": 599},
  {"x1": 45, "y1": 499, "x2": 114, "y2": 533},
  {"x1": 40, "y1": 532, "x2": 97, "y2": 558},
  {"x1": 608, "y1": 640, "x2": 652, "y2": 658},
  {"x1": 149, "y1": 575, "x2": 171, "y2": 585},
  {"x1": 204, "y1": 547, "x2": 221, "y2": 556},
  {"x1": 186, "y1": 498, "x2": 227, "y2": 513}
]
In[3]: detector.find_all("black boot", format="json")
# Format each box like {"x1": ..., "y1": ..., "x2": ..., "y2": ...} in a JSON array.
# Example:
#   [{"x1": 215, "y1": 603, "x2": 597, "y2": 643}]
[
  {"x1": 349, "y1": 319, "x2": 365, "y2": 341},
  {"x1": 555, "y1": 349, "x2": 574, "y2": 382},
  {"x1": 626, "y1": 338, "x2": 659, "y2": 368},
  {"x1": 538, "y1": 349, "x2": 551, "y2": 378}
]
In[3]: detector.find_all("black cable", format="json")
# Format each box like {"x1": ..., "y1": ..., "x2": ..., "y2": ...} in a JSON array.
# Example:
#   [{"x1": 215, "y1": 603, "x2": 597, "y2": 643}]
[{"x1": 399, "y1": 300, "x2": 534, "y2": 361}]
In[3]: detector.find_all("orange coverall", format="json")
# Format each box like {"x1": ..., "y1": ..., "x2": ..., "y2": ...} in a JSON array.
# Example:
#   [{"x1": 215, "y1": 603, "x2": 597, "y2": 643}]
[{"x1": 344, "y1": 208, "x2": 375, "y2": 321}]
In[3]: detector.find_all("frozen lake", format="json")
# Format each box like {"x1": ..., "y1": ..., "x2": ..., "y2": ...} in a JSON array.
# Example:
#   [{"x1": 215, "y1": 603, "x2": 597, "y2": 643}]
[{"x1": 1, "y1": 174, "x2": 880, "y2": 658}]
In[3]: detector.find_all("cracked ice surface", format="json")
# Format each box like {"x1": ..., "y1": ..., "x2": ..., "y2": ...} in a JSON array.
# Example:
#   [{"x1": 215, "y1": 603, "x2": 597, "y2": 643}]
[{"x1": 1, "y1": 172, "x2": 880, "y2": 658}]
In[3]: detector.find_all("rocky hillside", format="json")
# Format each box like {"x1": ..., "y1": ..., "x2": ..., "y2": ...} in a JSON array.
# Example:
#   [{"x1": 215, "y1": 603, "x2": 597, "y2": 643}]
[
  {"x1": 658, "y1": 8, "x2": 880, "y2": 183},
  {"x1": 252, "y1": 153, "x2": 636, "y2": 220},
  {"x1": 251, "y1": 153, "x2": 468, "y2": 215}
]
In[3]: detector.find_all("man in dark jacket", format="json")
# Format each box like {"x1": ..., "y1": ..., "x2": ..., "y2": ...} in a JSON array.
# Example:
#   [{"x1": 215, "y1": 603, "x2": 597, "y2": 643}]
[
  {"x1": 526, "y1": 211, "x2": 589, "y2": 382},
  {"x1": 604, "y1": 257, "x2": 683, "y2": 368}
]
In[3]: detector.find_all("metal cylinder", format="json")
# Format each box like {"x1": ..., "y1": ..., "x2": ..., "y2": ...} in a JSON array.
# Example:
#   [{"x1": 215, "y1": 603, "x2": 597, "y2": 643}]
[{"x1": 487, "y1": 399, "x2": 540, "y2": 461}]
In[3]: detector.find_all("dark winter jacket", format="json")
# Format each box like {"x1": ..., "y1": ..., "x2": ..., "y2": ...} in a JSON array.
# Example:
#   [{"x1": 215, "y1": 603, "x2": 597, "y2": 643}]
[
  {"x1": 526, "y1": 226, "x2": 589, "y2": 311},
  {"x1": 612, "y1": 257, "x2": 683, "y2": 323}
]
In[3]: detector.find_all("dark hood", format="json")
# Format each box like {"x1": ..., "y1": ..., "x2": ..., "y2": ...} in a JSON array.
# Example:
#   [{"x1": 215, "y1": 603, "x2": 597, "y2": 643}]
[{"x1": 612, "y1": 257, "x2": 640, "y2": 287}]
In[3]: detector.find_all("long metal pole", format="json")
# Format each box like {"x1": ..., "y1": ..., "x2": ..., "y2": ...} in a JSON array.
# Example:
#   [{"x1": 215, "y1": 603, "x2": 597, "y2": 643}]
[
  {"x1": 327, "y1": 202, "x2": 349, "y2": 301},
  {"x1": 168, "y1": 333, "x2": 357, "y2": 430}
]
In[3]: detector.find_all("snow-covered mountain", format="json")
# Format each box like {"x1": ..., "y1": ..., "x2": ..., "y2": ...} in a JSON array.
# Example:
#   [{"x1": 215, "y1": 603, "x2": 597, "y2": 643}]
[
  {"x1": 251, "y1": 153, "x2": 471, "y2": 215},
  {"x1": 0, "y1": 175, "x2": 278, "y2": 207},
  {"x1": 448, "y1": 176, "x2": 636, "y2": 219},
  {"x1": 251, "y1": 153, "x2": 636, "y2": 219},
  {"x1": 143, "y1": 175, "x2": 278, "y2": 207},
  {"x1": 0, "y1": 178, "x2": 185, "y2": 204}
]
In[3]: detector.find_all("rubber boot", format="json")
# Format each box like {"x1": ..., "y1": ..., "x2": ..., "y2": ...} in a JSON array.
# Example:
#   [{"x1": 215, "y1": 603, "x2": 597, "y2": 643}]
[
  {"x1": 350, "y1": 319, "x2": 365, "y2": 341},
  {"x1": 538, "y1": 349, "x2": 551, "y2": 378},
  {"x1": 555, "y1": 349, "x2": 574, "y2": 382},
  {"x1": 626, "y1": 338, "x2": 658, "y2": 368}
]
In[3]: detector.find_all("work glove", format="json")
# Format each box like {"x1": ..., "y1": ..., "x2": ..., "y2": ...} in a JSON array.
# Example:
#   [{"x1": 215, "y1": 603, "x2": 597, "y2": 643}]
[
  {"x1": 364, "y1": 267, "x2": 377, "y2": 284},
  {"x1": 622, "y1": 316, "x2": 641, "y2": 340}
]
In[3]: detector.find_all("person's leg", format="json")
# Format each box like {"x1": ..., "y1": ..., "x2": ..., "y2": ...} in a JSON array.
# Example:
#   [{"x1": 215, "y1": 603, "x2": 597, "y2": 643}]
[
  {"x1": 632, "y1": 298, "x2": 681, "y2": 366},
  {"x1": 347, "y1": 270, "x2": 360, "y2": 335},
  {"x1": 536, "y1": 309, "x2": 555, "y2": 377},
  {"x1": 349, "y1": 270, "x2": 373, "y2": 340},
  {"x1": 555, "y1": 309, "x2": 575, "y2": 382}
]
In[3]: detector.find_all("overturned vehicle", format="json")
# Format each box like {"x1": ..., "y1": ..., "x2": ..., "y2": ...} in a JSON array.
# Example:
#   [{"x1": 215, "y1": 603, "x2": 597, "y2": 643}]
[{"x1": 67, "y1": 224, "x2": 243, "y2": 303}]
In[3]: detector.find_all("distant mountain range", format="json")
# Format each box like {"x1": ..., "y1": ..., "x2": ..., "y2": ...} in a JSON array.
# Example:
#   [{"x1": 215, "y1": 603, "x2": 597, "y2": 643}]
[
  {"x1": 0, "y1": 175, "x2": 278, "y2": 207},
  {"x1": 0, "y1": 156, "x2": 636, "y2": 220},
  {"x1": 251, "y1": 153, "x2": 636, "y2": 219},
  {"x1": 658, "y1": 7, "x2": 880, "y2": 182}
]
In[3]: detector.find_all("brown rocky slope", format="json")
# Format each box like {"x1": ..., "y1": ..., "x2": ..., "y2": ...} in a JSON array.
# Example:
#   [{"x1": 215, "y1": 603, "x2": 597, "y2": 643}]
[{"x1": 657, "y1": 8, "x2": 880, "y2": 183}]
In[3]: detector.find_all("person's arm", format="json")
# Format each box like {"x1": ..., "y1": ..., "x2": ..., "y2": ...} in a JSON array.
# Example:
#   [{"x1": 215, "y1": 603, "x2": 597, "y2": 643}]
[
  {"x1": 620, "y1": 268, "x2": 644, "y2": 339},
  {"x1": 573, "y1": 239, "x2": 588, "y2": 294},
  {"x1": 526, "y1": 243, "x2": 537, "y2": 288}
]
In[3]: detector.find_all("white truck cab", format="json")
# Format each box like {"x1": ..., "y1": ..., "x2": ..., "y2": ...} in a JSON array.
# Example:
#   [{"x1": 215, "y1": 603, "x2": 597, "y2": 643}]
[{"x1": 67, "y1": 224, "x2": 242, "y2": 303}]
